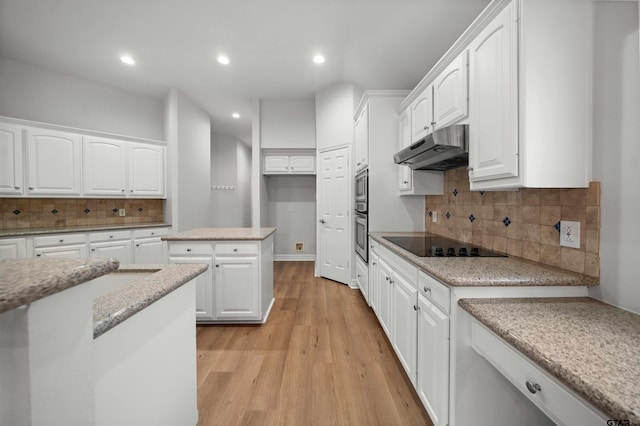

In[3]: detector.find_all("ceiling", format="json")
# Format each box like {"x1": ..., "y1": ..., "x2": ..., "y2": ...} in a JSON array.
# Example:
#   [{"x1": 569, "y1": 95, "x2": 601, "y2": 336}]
[{"x1": 0, "y1": 0, "x2": 490, "y2": 144}]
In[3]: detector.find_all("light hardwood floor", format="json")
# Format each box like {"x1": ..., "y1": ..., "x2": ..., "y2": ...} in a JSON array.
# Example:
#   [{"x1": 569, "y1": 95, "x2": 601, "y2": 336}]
[{"x1": 196, "y1": 261, "x2": 432, "y2": 426}]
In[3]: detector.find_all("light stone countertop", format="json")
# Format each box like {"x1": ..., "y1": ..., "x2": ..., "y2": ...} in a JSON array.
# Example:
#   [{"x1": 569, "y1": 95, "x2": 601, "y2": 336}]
[
  {"x1": 370, "y1": 232, "x2": 598, "y2": 287},
  {"x1": 93, "y1": 263, "x2": 208, "y2": 338},
  {"x1": 0, "y1": 257, "x2": 120, "y2": 314},
  {"x1": 458, "y1": 297, "x2": 640, "y2": 423},
  {"x1": 163, "y1": 227, "x2": 276, "y2": 241},
  {"x1": 0, "y1": 222, "x2": 171, "y2": 238}
]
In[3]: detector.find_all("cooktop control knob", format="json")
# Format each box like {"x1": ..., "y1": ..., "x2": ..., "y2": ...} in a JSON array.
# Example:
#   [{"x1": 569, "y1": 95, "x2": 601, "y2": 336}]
[
  {"x1": 458, "y1": 247, "x2": 468, "y2": 256},
  {"x1": 434, "y1": 247, "x2": 444, "y2": 257},
  {"x1": 447, "y1": 247, "x2": 456, "y2": 256},
  {"x1": 470, "y1": 247, "x2": 479, "y2": 256}
]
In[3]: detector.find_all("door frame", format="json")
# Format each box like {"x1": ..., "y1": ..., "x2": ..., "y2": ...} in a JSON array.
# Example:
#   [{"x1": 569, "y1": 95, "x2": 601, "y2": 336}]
[{"x1": 315, "y1": 143, "x2": 352, "y2": 281}]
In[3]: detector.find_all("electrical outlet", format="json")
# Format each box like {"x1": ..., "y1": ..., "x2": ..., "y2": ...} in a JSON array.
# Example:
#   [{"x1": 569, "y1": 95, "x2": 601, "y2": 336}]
[
  {"x1": 295, "y1": 242, "x2": 304, "y2": 251},
  {"x1": 119, "y1": 209, "x2": 126, "y2": 217},
  {"x1": 431, "y1": 211, "x2": 438, "y2": 222},
  {"x1": 560, "y1": 220, "x2": 580, "y2": 249}
]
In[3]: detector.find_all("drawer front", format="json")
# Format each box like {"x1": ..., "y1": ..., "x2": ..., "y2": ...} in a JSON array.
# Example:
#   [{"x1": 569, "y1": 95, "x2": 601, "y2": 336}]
[
  {"x1": 132, "y1": 227, "x2": 170, "y2": 239},
  {"x1": 418, "y1": 271, "x2": 450, "y2": 315},
  {"x1": 471, "y1": 321, "x2": 608, "y2": 426},
  {"x1": 168, "y1": 242, "x2": 213, "y2": 256},
  {"x1": 33, "y1": 233, "x2": 86, "y2": 247},
  {"x1": 215, "y1": 242, "x2": 258, "y2": 256},
  {"x1": 88, "y1": 229, "x2": 131, "y2": 242},
  {"x1": 380, "y1": 245, "x2": 417, "y2": 287},
  {"x1": 369, "y1": 239, "x2": 380, "y2": 255}
]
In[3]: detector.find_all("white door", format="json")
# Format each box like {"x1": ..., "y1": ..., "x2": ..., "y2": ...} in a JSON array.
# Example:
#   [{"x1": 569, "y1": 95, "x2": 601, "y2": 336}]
[
  {"x1": 392, "y1": 272, "x2": 418, "y2": 386},
  {"x1": 289, "y1": 155, "x2": 315, "y2": 174},
  {"x1": 0, "y1": 123, "x2": 24, "y2": 195},
  {"x1": 377, "y1": 258, "x2": 393, "y2": 338},
  {"x1": 398, "y1": 112, "x2": 412, "y2": 191},
  {"x1": 84, "y1": 137, "x2": 128, "y2": 196},
  {"x1": 411, "y1": 86, "x2": 434, "y2": 143},
  {"x1": 354, "y1": 103, "x2": 369, "y2": 171},
  {"x1": 129, "y1": 143, "x2": 165, "y2": 197},
  {"x1": 317, "y1": 147, "x2": 350, "y2": 285},
  {"x1": 214, "y1": 256, "x2": 260, "y2": 320},
  {"x1": 89, "y1": 240, "x2": 132, "y2": 264},
  {"x1": 368, "y1": 251, "x2": 380, "y2": 314},
  {"x1": 264, "y1": 155, "x2": 290, "y2": 173},
  {"x1": 170, "y1": 255, "x2": 214, "y2": 321},
  {"x1": 433, "y1": 49, "x2": 469, "y2": 129},
  {"x1": 134, "y1": 238, "x2": 167, "y2": 264},
  {"x1": 0, "y1": 238, "x2": 27, "y2": 259}
]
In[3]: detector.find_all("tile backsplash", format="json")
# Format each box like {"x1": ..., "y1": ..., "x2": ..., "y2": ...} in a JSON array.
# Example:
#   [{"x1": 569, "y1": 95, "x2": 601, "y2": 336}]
[
  {"x1": 425, "y1": 167, "x2": 600, "y2": 278},
  {"x1": 1, "y1": 198, "x2": 163, "y2": 230}
]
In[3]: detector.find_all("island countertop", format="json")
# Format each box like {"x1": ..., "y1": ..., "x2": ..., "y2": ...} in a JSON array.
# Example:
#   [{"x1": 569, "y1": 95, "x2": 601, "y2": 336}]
[
  {"x1": 370, "y1": 232, "x2": 597, "y2": 287},
  {"x1": 163, "y1": 227, "x2": 276, "y2": 241},
  {"x1": 458, "y1": 297, "x2": 640, "y2": 423},
  {"x1": 0, "y1": 257, "x2": 120, "y2": 314}
]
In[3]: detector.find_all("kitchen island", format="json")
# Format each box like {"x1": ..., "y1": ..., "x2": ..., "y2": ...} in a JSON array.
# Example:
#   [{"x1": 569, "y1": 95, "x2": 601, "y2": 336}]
[
  {"x1": 164, "y1": 227, "x2": 276, "y2": 323},
  {"x1": 0, "y1": 258, "x2": 208, "y2": 426}
]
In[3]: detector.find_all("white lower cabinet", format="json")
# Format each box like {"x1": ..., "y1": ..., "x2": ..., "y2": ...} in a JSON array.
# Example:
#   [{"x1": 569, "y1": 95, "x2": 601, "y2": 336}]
[
  {"x1": 417, "y1": 293, "x2": 450, "y2": 426},
  {"x1": 355, "y1": 254, "x2": 369, "y2": 303},
  {"x1": 33, "y1": 233, "x2": 87, "y2": 258},
  {"x1": 0, "y1": 237, "x2": 27, "y2": 259},
  {"x1": 167, "y1": 236, "x2": 274, "y2": 323},
  {"x1": 88, "y1": 230, "x2": 132, "y2": 264},
  {"x1": 133, "y1": 227, "x2": 169, "y2": 264},
  {"x1": 377, "y1": 258, "x2": 394, "y2": 338},
  {"x1": 368, "y1": 242, "x2": 380, "y2": 314},
  {"x1": 391, "y1": 271, "x2": 418, "y2": 386}
]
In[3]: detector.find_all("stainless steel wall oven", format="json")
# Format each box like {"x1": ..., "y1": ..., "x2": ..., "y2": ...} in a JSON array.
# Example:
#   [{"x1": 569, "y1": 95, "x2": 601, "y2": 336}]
[{"x1": 355, "y1": 169, "x2": 368, "y2": 263}]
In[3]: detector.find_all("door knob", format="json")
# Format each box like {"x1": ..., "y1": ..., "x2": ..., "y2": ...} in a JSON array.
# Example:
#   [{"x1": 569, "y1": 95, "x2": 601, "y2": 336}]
[{"x1": 319, "y1": 219, "x2": 326, "y2": 224}]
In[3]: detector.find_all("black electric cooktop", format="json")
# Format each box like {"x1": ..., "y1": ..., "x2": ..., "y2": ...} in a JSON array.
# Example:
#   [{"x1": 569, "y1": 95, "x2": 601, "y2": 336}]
[{"x1": 383, "y1": 235, "x2": 507, "y2": 258}]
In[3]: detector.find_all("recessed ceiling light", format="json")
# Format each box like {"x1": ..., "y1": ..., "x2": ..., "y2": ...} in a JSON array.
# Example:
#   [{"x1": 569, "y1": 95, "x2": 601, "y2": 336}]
[
  {"x1": 313, "y1": 54, "x2": 325, "y2": 64},
  {"x1": 120, "y1": 55, "x2": 135, "y2": 65},
  {"x1": 217, "y1": 55, "x2": 230, "y2": 65},
  {"x1": 232, "y1": 112, "x2": 240, "y2": 119}
]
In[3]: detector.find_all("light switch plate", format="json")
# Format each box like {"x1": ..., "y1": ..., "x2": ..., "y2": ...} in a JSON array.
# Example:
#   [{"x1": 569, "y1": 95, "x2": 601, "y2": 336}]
[{"x1": 560, "y1": 220, "x2": 580, "y2": 249}]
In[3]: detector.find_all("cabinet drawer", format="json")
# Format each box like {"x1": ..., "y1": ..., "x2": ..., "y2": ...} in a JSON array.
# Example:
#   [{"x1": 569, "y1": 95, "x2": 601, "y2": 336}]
[
  {"x1": 168, "y1": 242, "x2": 213, "y2": 256},
  {"x1": 132, "y1": 227, "x2": 170, "y2": 239},
  {"x1": 33, "y1": 233, "x2": 86, "y2": 247},
  {"x1": 369, "y1": 239, "x2": 380, "y2": 255},
  {"x1": 380, "y1": 245, "x2": 417, "y2": 287},
  {"x1": 215, "y1": 242, "x2": 258, "y2": 256},
  {"x1": 88, "y1": 230, "x2": 131, "y2": 242},
  {"x1": 418, "y1": 271, "x2": 450, "y2": 315},
  {"x1": 471, "y1": 321, "x2": 607, "y2": 426}
]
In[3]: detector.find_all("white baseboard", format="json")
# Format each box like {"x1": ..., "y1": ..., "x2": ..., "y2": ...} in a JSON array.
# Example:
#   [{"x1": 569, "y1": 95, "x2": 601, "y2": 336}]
[
  {"x1": 349, "y1": 279, "x2": 359, "y2": 289},
  {"x1": 274, "y1": 254, "x2": 316, "y2": 261}
]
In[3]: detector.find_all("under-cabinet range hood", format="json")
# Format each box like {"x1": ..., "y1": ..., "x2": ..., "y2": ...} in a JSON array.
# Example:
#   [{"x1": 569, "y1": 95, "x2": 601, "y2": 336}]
[{"x1": 394, "y1": 124, "x2": 469, "y2": 171}]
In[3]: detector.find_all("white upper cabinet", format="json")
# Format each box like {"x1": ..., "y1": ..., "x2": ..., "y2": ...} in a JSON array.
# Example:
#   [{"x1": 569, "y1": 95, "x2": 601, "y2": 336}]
[
  {"x1": 410, "y1": 86, "x2": 434, "y2": 143},
  {"x1": 468, "y1": 0, "x2": 593, "y2": 189},
  {"x1": 84, "y1": 137, "x2": 128, "y2": 196},
  {"x1": 398, "y1": 112, "x2": 412, "y2": 192},
  {"x1": 433, "y1": 50, "x2": 469, "y2": 130},
  {"x1": 354, "y1": 101, "x2": 369, "y2": 172},
  {"x1": 263, "y1": 150, "x2": 315, "y2": 175},
  {"x1": 263, "y1": 155, "x2": 289, "y2": 173},
  {"x1": 26, "y1": 127, "x2": 82, "y2": 196},
  {"x1": 468, "y1": 2, "x2": 519, "y2": 183},
  {"x1": 129, "y1": 143, "x2": 165, "y2": 197},
  {"x1": 0, "y1": 123, "x2": 24, "y2": 195}
]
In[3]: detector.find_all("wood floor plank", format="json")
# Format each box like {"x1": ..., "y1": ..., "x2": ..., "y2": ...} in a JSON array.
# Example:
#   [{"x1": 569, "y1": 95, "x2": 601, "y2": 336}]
[{"x1": 197, "y1": 261, "x2": 432, "y2": 426}]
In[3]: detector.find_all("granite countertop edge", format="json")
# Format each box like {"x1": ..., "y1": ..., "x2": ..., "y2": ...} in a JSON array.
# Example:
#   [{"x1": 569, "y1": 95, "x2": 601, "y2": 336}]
[
  {"x1": 0, "y1": 258, "x2": 120, "y2": 314},
  {"x1": 93, "y1": 263, "x2": 209, "y2": 338},
  {"x1": 163, "y1": 227, "x2": 277, "y2": 241},
  {"x1": 369, "y1": 232, "x2": 598, "y2": 287},
  {"x1": 458, "y1": 297, "x2": 640, "y2": 422},
  {"x1": 0, "y1": 222, "x2": 171, "y2": 237}
]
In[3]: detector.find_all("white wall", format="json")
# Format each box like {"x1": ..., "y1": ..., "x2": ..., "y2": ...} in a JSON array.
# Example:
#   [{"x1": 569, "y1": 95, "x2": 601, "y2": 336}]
[
  {"x1": 0, "y1": 57, "x2": 164, "y2": 140},
  {"x1": 315, "y1": 83, "x2": 362, "y2": 150},
  {"x1": 165, "y1": 89, "x2": 212, "y2": 232},
  {"x1": 590, "y1": 1, "x2": 640, "y2": 314},
  {"x1": 211, "y1": 133, "x2": 251, "y2": 227},
  {"x1": 267, "y1": 175, "x2": 316, "y2": 257},
  {"x1": 260, "y1": 99, "x2": 315, "y2": 148}
]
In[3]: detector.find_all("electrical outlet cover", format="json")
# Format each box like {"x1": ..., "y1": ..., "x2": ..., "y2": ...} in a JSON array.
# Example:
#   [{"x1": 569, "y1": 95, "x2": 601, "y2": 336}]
[{"x1": 560, "y1": 220, "x2": 580, "y2": 249}]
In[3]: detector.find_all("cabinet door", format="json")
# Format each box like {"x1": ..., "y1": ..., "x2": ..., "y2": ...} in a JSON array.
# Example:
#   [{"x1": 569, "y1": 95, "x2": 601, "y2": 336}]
[
  {"x1": 411, "y1": 86, "x2": 434, "y2": 143},
  {"x1": 214, "y1": 256, "x2": 260, "y2": 320},
  {"x1": 289, "y1": 155, "x2": 315, "y2": 174},
  {"x1": 129, "y1": 143, "x2": 165, "y2": 197},
  {"x1": 377, "y1": 259, "x2": 393, "y2": 338},
  {"x1": 368, "y1": 251, "x2": 379, "y2": 314},
  {"x1": 392, "y1": 272, "x2": 418, "y2": 386},
  {"x1": 264, "y1": 155, "x2": 290, "y2": 173},
  {"x1": 89, "y1": 240, "x2": 132, "y2": 264},
  {"x1": 355, "y1": 255, "x2": 368, "y2": 303},
  {"x1": 354, "y1": 102, "x2": 369, "y2": 171},
  {"x1": 26, "y1": 128, "x2": 82, "y2": 195},
  {"x1": 84, "y1": 137, "x2": 127, "y2": 196},
  {"x1": 468, "y1": 2, "x2": 518, "y2": 182},
  {"x1": 134, "y1": 238, "x2": 167, "y2": 264},
  {"x1": 0, "y1": 123, "x2": 24, "y2": 195},
  {"x1": 417, "y1": 294, "x2": 450, "y2": 426},
  {"x1": 398, "y1": 112, "x2": 412, "y2": 191},
  {"x1": 35, "y1": 244, "x2": 88, "y2": 259},
  {"x1": 433, "y1": 50, "x2": 468, "y2": 129},
  {"x1": 170, "y1": 255, "x2": 214, "y2": 321},
  {"x1": 0, "y1": 238, "x2": 27, "y2": 259}
]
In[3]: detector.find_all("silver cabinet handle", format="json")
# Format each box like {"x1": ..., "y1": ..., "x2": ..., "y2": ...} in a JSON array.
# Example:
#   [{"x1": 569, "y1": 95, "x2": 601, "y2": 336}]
[
  {"x1": 59, "y1": 239, "x2": 64, "y2": 243},
  {"x1": 130, "y1": 190, "x2": 134, "y2": 192},
  {"x1": 385, "y1": 276, "x2": 390, "y2": 281},
  {"x1": 215, "y1": 264, "x2": 220, "y2": 267},
  {"x1": 423, "y1": 125, "x2": 428, "y2": 130},
  {"x1": 28, "y1": 186, "x2": 34, "y2": 190},
  {"x1": 372, "y1": 262, "x2": 377, "y2": 266},
  {"x1": 36, "y1": 253, "x2": 41, "y2": 257},
  {"x1": 525, "y1": 381, "x2": 541, "y2": 394},
  {"x1": 14, "y1": 186, "x2": 20, "y2": 189},
  {"x1": 431, "y1": 121, "x2": 436, "y2": 127},
  {"x1": 413, "y1": 305, "x2": 418, "y2": 311},
  {"x1": 151, "y1": 232, "x2": 155, "y2": 235},
  {"x1": 403, "y1": 180, "x2": 409, "y2": 184},
  {"x1": 91, "y1": 248, "x2": 96, "y2": 252},
  {"x1": 186, "y1": 248, "x2": 191, "y2": 252},
  {"x1": 121, "y1": 189, "x2": 125, "y2": 192},
  {"x1": 136, "y1": 244, "x2": 140, "y2": 247},
  {"x1": 109, "y1": 235, "x2": 113, "y2": 239},
  {"x1": 233, "y1": 248, "x2": 238, "y2": 252},
  {"x1": 424, "y1": 286, "x2": 431, "y2": 293},
  {"x1": 319, "y1": 219, "x2": 326, "y2": 224}
]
